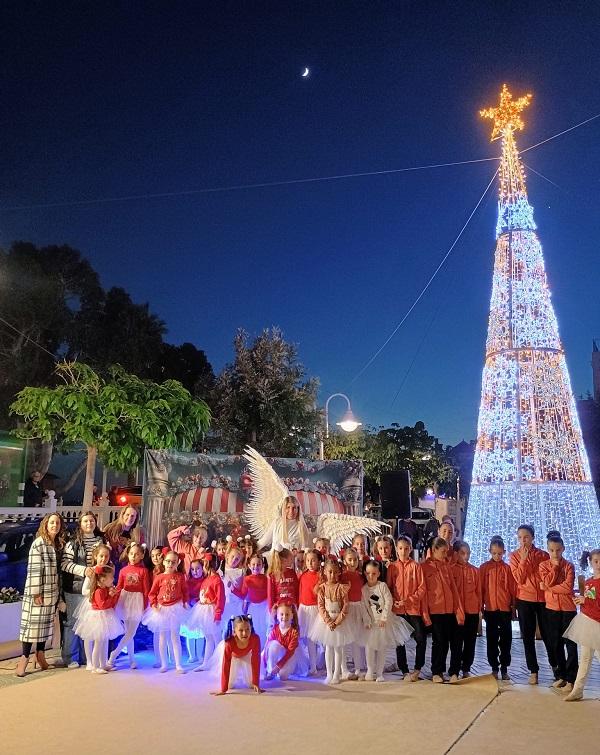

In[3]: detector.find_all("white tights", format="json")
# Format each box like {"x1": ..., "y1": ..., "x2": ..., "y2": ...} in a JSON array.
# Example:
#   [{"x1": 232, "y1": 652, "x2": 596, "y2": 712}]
[
  {"x1": 365, "y1": 647, "x2": 385, "y2": 679},
  {"x1": 572, "y1": 645, "x2": 600, "y2": 693},
  {"x1": 325, "y1": 646, "x2": 344, "y2": 681},
  {"x1": 91, "y1": 639, "x2": 108, "y2": 671},
  {"x1": 84, "y1": 640, "x2": 94, "y2": 668},
  {"x1": 341, "y1": 642, "x2": 363, "y2": 676},
  {"x1": 158, "y1": 629, "x2": 183, "y2": 671},
  {"x1": 110, "y1": 619, "x2": 139, "y2": 665},
  {"x1": 305, "y1": 638, "x2": 318, "y2": 673},
  {"x1": 186, "y1": 637, "x2": 203, "y2": 662}
]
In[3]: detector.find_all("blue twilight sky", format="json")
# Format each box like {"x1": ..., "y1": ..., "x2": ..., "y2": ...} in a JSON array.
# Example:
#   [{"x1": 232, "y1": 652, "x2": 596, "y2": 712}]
[{"x1": 1, "y1": 1, "x2": 599, "y2": 445}]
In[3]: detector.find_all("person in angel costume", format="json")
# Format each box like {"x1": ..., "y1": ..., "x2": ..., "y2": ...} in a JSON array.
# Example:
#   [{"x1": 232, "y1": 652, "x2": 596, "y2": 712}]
[{"x1": 243, "y1": 447, "x2": 386, "y2": 558}]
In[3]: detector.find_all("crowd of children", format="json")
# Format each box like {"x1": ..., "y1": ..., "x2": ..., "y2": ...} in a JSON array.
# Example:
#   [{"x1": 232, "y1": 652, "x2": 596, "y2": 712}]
[{"x1": 20, "y1": 512, "x2": 600, "y2": 701}]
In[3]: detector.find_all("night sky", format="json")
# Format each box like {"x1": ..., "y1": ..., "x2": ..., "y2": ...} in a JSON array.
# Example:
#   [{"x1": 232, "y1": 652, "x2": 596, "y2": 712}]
[{"x1": 2, "y1": 2, "x2": 600, "y2": 445}]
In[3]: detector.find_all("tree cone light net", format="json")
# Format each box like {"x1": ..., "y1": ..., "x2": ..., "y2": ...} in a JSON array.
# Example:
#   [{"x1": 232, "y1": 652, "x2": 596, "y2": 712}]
[{"x1": 464, "y1": 85, "x2": 600, "y2": 565}]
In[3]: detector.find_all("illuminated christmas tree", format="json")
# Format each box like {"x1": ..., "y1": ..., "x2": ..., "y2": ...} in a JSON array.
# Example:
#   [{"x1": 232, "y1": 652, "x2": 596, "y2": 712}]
[{"x1": 464, "y1": 85, "x2": 600, "y2": 565}]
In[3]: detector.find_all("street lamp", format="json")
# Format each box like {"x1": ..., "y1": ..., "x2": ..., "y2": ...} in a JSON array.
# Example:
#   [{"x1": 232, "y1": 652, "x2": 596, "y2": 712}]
[{"x1": 319, "y1": 393, "x2": 362, "y2": 460}]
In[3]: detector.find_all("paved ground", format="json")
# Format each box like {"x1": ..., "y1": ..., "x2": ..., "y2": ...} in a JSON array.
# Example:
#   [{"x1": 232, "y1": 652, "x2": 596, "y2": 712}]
[{"x1": 1, "y1": 633, "x2": 598, "y2": 754}]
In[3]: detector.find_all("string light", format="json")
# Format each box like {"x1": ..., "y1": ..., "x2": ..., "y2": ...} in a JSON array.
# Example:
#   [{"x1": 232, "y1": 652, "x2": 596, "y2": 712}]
[{"x1": 465, "y1": 86, "x2": 600, "y2": 566}]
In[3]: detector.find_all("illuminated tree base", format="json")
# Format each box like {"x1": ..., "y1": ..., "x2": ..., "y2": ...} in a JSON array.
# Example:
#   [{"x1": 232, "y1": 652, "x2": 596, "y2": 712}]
[{"x1": 464, "y1": 481, "x2": 600, "y2": 566}]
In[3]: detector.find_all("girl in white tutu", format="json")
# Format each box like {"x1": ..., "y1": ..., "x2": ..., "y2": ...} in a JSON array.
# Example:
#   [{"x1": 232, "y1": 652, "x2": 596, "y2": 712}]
[
  {"x1": 143, "y1": 551, "x2": 189, "y2": 674},
  {"x1": 209, "y1": 615, "x2": 263, "y2": 696},
  {"x1": 189, "y1": 552, "x2": 225, "y2": 669},
  {"x1": 74, "y1": 543, "x2": 112, "y2": 671},
  {"x1": 240, "y1": 554, "x2": 269, "y2": 647},
  {"x1": 563, "y1": 548, "x2": 600, "y2": 701},
  {"x1": 107, "y1": 542, "x2": 151, "y2": 670},
  {"x1": 220, "y1": 538, "x2": 246, "y2": 619},
  {"x1": 340, "y1": 547, "x2": 366, "y2": 680},
  {"x1": 310, "y1": 557, "x2": 351, "y2": 685},
  {"x1": 181, "y1": 559, "x2": 206, "y2": 664},
  {"x1": 74, "y1": 564, "x2": 123, "y2": 674},
  {"x1": 360, "y1": 559, "x2": 412, "y2": 682},
  {"x1": 265, "y1": 603, "x2": 309, "y2": 680},
  {"x1": 298, "y1": 548, "x2": 321, "y2": 675}
]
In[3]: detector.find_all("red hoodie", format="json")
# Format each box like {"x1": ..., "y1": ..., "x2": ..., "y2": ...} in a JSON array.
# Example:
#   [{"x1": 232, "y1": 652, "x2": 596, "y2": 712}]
[
  {"x1": 480, "y1": 559, "x2": 516, "y2": 612},
  {"x1": 509, "y1": 546, "x2": 549, "y2": 602},
  {"x1": 538, "y1": 559, "x2": 576, "y2": 612},
  {"x1": 450, "y1": 561, "x2": 481, "y2": 615},
  {"x1": 386, "y1": 558, "x2": 426, "y2": 616},
  {"x1": 422, "y1": 558, "x2": 464, "y2": 625}
]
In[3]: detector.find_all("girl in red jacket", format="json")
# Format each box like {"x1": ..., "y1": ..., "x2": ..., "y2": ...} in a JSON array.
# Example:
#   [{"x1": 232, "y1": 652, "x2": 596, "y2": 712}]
[
  {"x1": 210, "y1": 615, "x2": 263, "y2": 696},
  {"x1": 108, "y1": 542, "x2": 151, "y2": 670},
  {"x1": 265, "y1": 603, "x2": 309, "y2": 680},
  {"x1": 479, "y1": 535, "x2": 516, "y2": 680},
  {"x1": 267, "y1": 547, "x2": 299, "y2": 612},
  {"x1": 240, "y1": 553, "x2": 269, "y2": 646},
  {"x1": 422, "y1": 537, "x2": 465, "y2": 683},
  {"x1": 340, "y1": 547, "x2": 366, "y2": 680},
  {"x1": 563, "y1": 549, "x2": 600, "y2": 701},
  {"x1": 189, "y1": 552, "x2": 225, "y2": 670},
  {"x1": 386, "y1": 535, "x2": 427, "y2": 681},
  {"x1": 449, "y1": 541, "x2": 481, "y2": 681},
  {"x1": 509, "y1": 524, "x2": 554, "y2": 685},
  {"x1": 539, "y1": 535, "x2": 578, "y2": 693},
  {"x1": 297, "y1": 548, "x2": 322, "y2": 675},
  {"x1": 144, "y1": 551, "x2": 189, "y2": 673},
  {"x1": 74, "y1": 565, "x2": 123, "y2": 674}
]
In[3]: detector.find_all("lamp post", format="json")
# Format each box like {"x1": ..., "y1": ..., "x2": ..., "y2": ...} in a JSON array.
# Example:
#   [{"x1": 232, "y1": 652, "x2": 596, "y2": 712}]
[{"x1": 319, "y1": 393, "x2": 362, "y2": 460}]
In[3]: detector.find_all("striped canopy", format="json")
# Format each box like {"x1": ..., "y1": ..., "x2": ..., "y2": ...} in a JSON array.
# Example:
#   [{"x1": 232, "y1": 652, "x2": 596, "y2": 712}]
[{"x1": 168, "y1": 487, "x2": 345, "y2": 516}]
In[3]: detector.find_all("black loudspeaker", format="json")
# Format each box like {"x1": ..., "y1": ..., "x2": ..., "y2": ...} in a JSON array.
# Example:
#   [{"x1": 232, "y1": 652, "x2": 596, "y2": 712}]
[{"x1": 380, "y1": 470, "x2": 412, "y2": 519}]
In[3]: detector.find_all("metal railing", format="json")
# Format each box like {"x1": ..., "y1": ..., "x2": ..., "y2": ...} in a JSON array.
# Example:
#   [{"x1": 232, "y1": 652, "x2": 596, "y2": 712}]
[{"x1": 0, "y1": 503, "x2": 124, "y2": 529}]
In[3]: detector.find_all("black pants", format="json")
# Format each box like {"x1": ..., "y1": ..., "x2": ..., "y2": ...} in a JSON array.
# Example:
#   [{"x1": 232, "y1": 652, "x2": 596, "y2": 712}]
[
  {"x1": 516, "y1": 599, "x2": 556, "y2": 675},
  {"x1": 484, "y1": 610, "x2": 512, "y2": 672},
  {"x1": 449, "y1": 613, "x2": 479, "y2": 675},
  {"x1": 395, "y1": 614, "x2": 427, "y2": 672},
  {"x1": 22, "y1": 641, "x2": 46, "y2": 658},
  {"x1": 430, "y1": 613, "x2": 457, "y2": 676},
  {"x1": 545, "y1": 609, "x2": 578, "y2": 683}
]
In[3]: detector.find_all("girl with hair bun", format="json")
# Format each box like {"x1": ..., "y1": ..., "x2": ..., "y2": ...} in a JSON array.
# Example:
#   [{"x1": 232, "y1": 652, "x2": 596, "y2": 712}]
[{"x1": 210, "y1": 615, "x2": 263, "y2": 696}]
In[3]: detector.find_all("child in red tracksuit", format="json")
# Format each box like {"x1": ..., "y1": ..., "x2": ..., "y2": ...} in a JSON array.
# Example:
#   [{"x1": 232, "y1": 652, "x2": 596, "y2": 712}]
[
  {"x1": 267, "y1": 547, "x2": 299, "y2": 612},
  {"x1": 422, "y1": 537, "x2": 464, "y2": 683},
  {"x1": 386, "y1": 535, "x2": 427, "y2": 681},
  {"x1": 539, "y1": 535, "x2": 578, "y2": 692},
  {"x1": 479, "y1": 535, "x2": 516, "y2": 680},
  {"x1": 509, "y1": 524, "x2": 554, "y2": 684},
  {"x1": 450, "y1": 541, "x2": 481, "y2": 681}
]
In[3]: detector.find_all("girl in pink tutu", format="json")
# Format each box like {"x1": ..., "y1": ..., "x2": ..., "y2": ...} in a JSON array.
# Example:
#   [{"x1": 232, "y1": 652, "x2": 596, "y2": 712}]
[
  {"x1": 297, "y1": 548, "x2": 321, "y2": 675},
  {"x1": 189, "y1": 552, "x2": 225, "y2": 669},
  {"x1": 143, "y1": 551, "x2": 189, "y2": 673},
  {"x1": 563, "y1": 548, "x2": 600, "y2": 701},
  {"x1": 309, "y1": 557, "x2": 351, "y2": 685},
  {"x1": 265, "y1": 603, "x2": 308, "y2": 680},
  {"x1": 74, "y1": 564, "x2": 123, "y2": 674},
  {"x1": 108, "y1": 542, "x2": 151, "y2": 670}
]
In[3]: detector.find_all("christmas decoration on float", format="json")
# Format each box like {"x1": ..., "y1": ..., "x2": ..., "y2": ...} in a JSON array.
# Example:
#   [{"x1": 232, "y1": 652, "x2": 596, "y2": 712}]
[{"x1": 464, "y1": 85, "x2": 600, "y2": 566}]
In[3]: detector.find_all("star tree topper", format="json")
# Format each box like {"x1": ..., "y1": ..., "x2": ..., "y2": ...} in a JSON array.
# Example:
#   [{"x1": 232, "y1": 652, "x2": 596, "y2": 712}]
[{"x1": 480, "y1": 84, "x2": 532, "y2": 141}]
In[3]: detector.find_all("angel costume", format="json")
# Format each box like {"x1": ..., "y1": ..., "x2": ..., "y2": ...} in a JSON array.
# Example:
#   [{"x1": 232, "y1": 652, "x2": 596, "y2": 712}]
[{"x1": 243, "y1": 447, "x2": 386, "y2": 556}]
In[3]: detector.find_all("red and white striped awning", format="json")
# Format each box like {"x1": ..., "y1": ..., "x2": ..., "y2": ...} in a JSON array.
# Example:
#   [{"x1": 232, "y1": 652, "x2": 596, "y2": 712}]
[{"x1": 168, "y1": 488, "x2": 345, "y2": 516}]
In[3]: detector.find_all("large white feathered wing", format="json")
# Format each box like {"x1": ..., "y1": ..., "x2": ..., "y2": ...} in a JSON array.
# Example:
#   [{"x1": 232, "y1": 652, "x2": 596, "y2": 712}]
[
  {"x1": 316, "y1": 513, "x2": 389, "y2": 555},
  {"x1": 242, "y1": 446, "x2": 289, "y2": 542}
]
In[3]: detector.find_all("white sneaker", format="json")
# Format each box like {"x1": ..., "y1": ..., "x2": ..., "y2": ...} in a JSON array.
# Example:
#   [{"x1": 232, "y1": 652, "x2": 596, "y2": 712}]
[
  {"x1": 86, "y1": 663, "x2": 93, "y2": 672},
  {"x1": 449, "y1": 674, "x2": 459, "y2": 684},
  {"x1": 159, "y1": 666, "x2": 169, "y2": 673},
  {"x1": 93, "y1": 668, "x2": 107, "y2": 675},
  {"x1": 375, "y1": 675, "x2": 385, "y2": 683},
  {"x1": 176, "y1": 667, "x2": 186, "y2": 674},
  {"x1": 409, "y1": 670, "x2": 420, "y2": 682},
  {"x1": 324, "y1": 675, "x2": 332, "y2": 684},
  {"x1": 67, "y1": 661, "x2": 80, "y2": 669},
  {"x1": 432, "y1": 675, "x2": 444, "y2": 683},
  {"x1": 331, "y1": 674, "x2": 341, "y2": 685},
  {"x1": 364, "y1": 671, "x2": 375, "y2": 681}
]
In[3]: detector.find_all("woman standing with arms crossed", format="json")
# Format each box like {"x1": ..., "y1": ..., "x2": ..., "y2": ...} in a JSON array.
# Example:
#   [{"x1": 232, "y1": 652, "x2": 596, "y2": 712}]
[{"x1": 16, "y1": 513, "x2": 67, "y2": 677}]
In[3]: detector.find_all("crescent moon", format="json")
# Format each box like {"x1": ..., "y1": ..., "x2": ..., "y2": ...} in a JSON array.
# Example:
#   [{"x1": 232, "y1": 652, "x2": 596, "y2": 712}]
[{"x1": 302, "y1": 67, "x2": 309, "y2": 77}]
